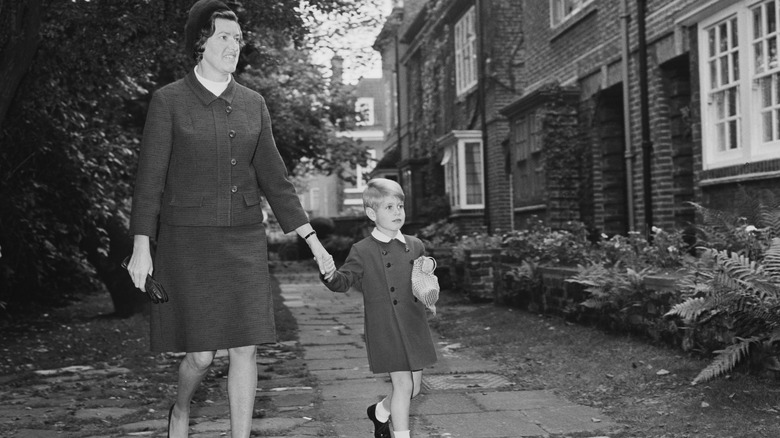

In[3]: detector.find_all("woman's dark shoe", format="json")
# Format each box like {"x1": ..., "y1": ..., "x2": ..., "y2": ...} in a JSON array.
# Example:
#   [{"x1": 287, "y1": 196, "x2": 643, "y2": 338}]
[
  {"x1": 366, "y1": 403, "x2": 391, "y2": 438},
  {"x1": 167, "y1": 403, "x2": 175, "y2": 438}
]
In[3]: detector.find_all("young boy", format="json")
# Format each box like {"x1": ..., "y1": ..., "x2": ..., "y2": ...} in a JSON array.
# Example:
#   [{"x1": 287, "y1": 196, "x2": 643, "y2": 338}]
[{"x1": 320, "y1": 178, "x2": 437, "y2": 438}]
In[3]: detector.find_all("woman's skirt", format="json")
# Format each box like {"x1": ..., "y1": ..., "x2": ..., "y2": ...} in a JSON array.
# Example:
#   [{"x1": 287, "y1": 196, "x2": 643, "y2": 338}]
[{"x1": 149, "y1": 222, "x2": 274, "y2": 352}]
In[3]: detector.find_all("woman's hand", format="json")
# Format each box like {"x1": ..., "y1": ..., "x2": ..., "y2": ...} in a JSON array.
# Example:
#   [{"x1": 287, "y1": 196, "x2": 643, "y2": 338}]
[
  {"x1": 308, "y1": 238, "x2": 335, "y2": 277},
  {"x1": 127, "y1": 235, "x2": 154, "y2": 292}
]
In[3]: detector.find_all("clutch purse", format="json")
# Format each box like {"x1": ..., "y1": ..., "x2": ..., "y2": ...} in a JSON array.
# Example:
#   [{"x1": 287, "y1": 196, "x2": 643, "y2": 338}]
[
  {"x1": 121, "y1": 256, "x2": 169, "y2": 304},
  {"x1": 411, "y1": 255, "x2": 439, "y2": 315}
]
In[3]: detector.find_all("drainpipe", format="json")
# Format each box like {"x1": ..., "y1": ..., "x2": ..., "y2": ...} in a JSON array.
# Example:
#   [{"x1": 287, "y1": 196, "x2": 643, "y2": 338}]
[
  {"x1": 621, "y1": 0, "x2": 636, "y2": 231},
  {"x1": 637, "y1": 0, "x2": 653, "y2": 236},
  {"x1": 394, "y1": 33, "x2": 403, "y2": 170},
  {"x1": 475, "y1": 0, "x2": 491, "y2": 233}
]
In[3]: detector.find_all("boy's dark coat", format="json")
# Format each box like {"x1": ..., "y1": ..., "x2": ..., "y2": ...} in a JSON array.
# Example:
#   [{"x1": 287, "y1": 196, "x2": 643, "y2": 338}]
[{"x1": 323, "y1": 234, "x2": 437, "y2": 373}]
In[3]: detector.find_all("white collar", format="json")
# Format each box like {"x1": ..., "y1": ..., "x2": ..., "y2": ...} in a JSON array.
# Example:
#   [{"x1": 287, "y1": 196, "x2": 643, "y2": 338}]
[
  {"x1": 194, "y1": 66, "x2": 231, "y2": 96},
  {"x1": 372, "y1": 228, "x2": 405, "y2": 244}
]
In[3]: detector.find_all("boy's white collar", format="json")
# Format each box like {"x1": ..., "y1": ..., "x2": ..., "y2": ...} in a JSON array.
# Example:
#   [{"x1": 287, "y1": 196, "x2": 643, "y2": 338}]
[{"x1": 371, "y1": 228, "x2": 405, "y2": 244}]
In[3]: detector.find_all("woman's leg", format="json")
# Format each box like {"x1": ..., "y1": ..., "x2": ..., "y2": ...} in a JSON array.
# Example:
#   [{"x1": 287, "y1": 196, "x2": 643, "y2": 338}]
[
  {"x1": 170, "y1": 350, "x2": 216, "y2": 438},
  {"x1": 388, "y1": 371, "x2": 415, "y2": 432},
  {"x1": 227, "y1": 345, "x2": 258, "y2": 438}
]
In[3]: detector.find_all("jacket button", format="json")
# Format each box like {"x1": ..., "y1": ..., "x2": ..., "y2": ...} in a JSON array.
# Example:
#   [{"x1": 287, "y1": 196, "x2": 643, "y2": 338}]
[
  {"x1": 393, "y1": 299, "x2": 398, "y2": 305},
  {"x1": 382, "y1": 250, "x2": 388, "y2": 255},
  {"x1": 409, "y1": 260, "x2": 414, "y2": 264},
  {"x1": 229, "y1": 130, "x2": 236, "y2": 138},
  {"x1": 386, "y1": 263, "x2": 391, "y2": 268},
  {"x1": 414, "y1": 297, "x2": 418, "y2": 302},
  {"x1": 226, "y1": 105, "x2": 232, "y2": 114},
  {"x1": 390, "y1": 287, "x2": 395, "y2": 292},
  {"x1": 230, "y1": 158, "x2": 237, "y2": 165},
  {"x1": 231, "y1": 185, "x2": 238, "y2": 193}
]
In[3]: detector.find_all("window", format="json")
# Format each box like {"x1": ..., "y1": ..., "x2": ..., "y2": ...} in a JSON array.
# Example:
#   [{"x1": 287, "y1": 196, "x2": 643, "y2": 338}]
[
  {"x1": 454, "y1": 6, "x2": 478, "y2": 96},
  {"x1": 513, "y1": 112, "x2": 545, "y2": 204},
  {"x1": 698, "y1": 0, "x2": 780, "y2": 169},
  {"x1": 356, "y1": 97, "x2": 375, "y2": 126},
  {"x1": 356, "y1": 149, "x2": 377, "y2": 190},
  {"x1": 550, "y1": 0, "x2": 593, "y2": 27},
  {"x1": 439, "y1": 131, "x2": 485, "y2": 210}
]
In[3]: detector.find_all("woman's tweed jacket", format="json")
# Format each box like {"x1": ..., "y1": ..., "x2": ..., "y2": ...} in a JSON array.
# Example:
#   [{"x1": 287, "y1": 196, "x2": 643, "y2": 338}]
[
  {"x1": 130, "y1": 71, "x2": 308, "y2": 237},
  {"x1": 323, "y1": 233, "x2": 438, "y2": 373}
]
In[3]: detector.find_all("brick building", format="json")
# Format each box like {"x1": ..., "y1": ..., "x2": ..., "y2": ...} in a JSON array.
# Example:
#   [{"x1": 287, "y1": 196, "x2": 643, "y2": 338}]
[
  {"x1": 373, "y1": 0, "x2": 523, "y2": 234},
  {"x1": 375, "y1": 0, "x2": 780, "y2": 236}
]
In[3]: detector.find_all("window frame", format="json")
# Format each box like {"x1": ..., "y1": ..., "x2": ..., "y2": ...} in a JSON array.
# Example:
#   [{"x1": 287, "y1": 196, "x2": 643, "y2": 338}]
[
  {"x1": 454, "y1": 6, "x2": 478, "y2": 96},
  {"x1": 549, "y1": 0, "x2": 594, "y2": 28},
  {"x1": 440, "y1": 130, "x2": 485, "y2": 210},
  {"x1": 698, "y1": 0, "x2": 780, "y2": 169}
]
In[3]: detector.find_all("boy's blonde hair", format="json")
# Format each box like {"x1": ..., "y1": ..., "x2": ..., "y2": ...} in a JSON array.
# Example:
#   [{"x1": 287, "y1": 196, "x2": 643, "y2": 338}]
[{"x1": 363, "y1": 178, "x2": 404, "y2": 211}]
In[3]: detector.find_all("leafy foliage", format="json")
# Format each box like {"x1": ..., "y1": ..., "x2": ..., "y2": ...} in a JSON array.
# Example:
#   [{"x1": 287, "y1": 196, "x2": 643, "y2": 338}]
[
  {"x1": 0, "y1": 0, "x2": 371, "y2": 311},
  {"x1": 665, "y1": 202, "x2": 780, "y2": 384}
]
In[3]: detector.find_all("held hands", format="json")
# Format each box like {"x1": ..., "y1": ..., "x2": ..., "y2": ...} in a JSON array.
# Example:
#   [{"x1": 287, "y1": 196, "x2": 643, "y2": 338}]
[
  {"x1": 312, "y1": 247, "x2": 336, "y2": 281},
  {"x1": 307, "y1": 238, "x2": 336, "y2": 280}
]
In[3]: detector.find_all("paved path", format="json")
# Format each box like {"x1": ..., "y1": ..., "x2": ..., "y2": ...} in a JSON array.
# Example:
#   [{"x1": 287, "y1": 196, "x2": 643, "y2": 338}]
[
  {"x1": 276, "y1": 272, "x2": 619, "y2": 438},
  {"x1": 0, "y1": 271, "x2": 619, "y2": 437}
]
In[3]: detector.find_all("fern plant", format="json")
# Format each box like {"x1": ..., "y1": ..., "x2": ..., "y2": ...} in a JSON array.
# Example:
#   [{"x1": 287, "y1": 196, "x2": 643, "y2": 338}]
[{"x1": 666, "y1": 240, "x2": 780, "y2": 384}]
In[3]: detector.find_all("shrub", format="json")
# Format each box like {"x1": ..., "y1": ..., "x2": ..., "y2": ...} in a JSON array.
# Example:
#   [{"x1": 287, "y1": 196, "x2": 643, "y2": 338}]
[
  {"x1": 664, "y1": 202, "x2": 780, "y2": 384},
  {"x1": 417, "y1": 219, "x2": 460, "y2": 247}
]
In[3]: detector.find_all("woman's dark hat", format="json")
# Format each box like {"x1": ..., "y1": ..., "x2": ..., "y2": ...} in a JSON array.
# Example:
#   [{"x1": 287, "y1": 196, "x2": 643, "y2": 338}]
[{"x1": 185, "y1": 0, "x2": 231, "y2": 56}]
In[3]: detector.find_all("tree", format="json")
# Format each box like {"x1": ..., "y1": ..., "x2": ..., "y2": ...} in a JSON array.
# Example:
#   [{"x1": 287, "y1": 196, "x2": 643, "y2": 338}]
[{"x1": 0, "y1": 0, "x2": 368, "y2": 315}]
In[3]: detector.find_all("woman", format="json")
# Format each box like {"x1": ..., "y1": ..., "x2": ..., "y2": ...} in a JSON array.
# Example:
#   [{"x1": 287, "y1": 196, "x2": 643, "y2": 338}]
[{"x1": 125, "y1": 1, "x2": 332, "y2": 437}]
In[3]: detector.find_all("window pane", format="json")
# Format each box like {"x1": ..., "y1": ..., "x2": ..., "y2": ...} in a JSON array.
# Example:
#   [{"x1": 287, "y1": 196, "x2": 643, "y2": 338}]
[
  {"x1": 756, "y1": 41, "x2": 765, "y2": 73},
  {"x1": 732, "y1": 17, "x2": 739, "y2": 47},
  {"x1": 721, "y1": 56, "x2": 730, "y2": 85},
  {"x1": 710, "y1": 60, "x2": 718, "y2": 88},
  {"x1": 764, "y1": 111, "x2": 773, "y2": 141},
  {"x1": 720, "y1": 22, "x2": 729, "y2": 53},
  {"x1": 464, "y1": 142, "x2": 483, "y2": 205},
  {"x1": 715, "y1": 92, "x2": 725, "y2": 118},
  {"x1": 771, "y1": 37, "x2": 778, "y2": 69},
  {"x1": 728, "y1": 88, "x2": 738, "y2": 116},
  {"x1": 763, "y1": 77, "x2": 772, "y2": 107},
  {"x1": 775, "y1": 73, "x2": 780, "y2": 104},
  {"x1": 717, "y1": 123, "x2": 726, "y2": 151},
  {"x1": 729, "y1": 120, "x2": 739, "y2": 149},
  {"x1": 755, "y1": 6, "x2": 763, "y2": 39},
  {"x1": 709, "y1": 27, "x2": 717, "y2": 57},
  {"x1": 775, "y1": 109, "x2": 780, "y2": 141},
  {"x1": 769, "y1": 1, "x2": 777, "y2": 34},
  {"x1": 733, "y1": 52, "x2": 740, "y2": 80}
]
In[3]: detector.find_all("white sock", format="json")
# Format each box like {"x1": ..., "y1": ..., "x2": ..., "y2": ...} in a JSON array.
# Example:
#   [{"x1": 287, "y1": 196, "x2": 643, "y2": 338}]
[
  {"x1": 393, "y1": 431, "x2": 410, "y2": 438},
  {"x1": 375, "y1": 398, "x2": 390, "y2": 422}
]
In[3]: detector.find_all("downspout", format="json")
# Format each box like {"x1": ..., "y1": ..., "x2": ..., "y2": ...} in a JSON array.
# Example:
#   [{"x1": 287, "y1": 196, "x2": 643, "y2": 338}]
[
  {"x1": 394, "y1": 33, "x2": 403, "y2": 167},
  {"x1": 621, "y1": 0, "x2": 636, "y2": 231},
  {"x1": 637, "y1": 0, "x2": 654, "y2": 236},
  {"x1": 475, "y1": 0, "x2": 491, "y2": 232}
]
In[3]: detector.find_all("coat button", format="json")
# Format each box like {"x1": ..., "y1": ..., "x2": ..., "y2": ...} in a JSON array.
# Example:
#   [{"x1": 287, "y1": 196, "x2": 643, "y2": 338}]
[
  {"x1": 409, "y1": 260, "x2": 414, "y2": 264},
  {"x1": 231, "y1": 185, "x2": 238, "y2": 193},
  {"x1": 226, "y1": 105, "x2": 232, "y2": 114},
  {"x1": 390, "y1": 287, "x2": 395, "y2": 292},
  {"x1": 230, "y1": 158, "x2": 237, "y2": 165},
  {"x1": 229, "y1": 130, "x2": 236, "y2": 138},
  {"x1": 382, "y1": 250, "x2": 388, "y2": 255},
  {"x1": 393, "y1": 299, "x2": 398, "y2": 305},
  {"x1": 414, "y1": 297, "x2": 418, "y2": 302},
  {"x1": 386, "y1": 263, "x2": 391, "y2": 268}
]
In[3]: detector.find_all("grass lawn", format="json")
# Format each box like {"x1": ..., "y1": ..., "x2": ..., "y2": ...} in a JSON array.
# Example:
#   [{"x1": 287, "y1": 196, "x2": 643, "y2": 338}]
[{"x1": 430, "y1": 290, "x2": 780, "y2": 438}]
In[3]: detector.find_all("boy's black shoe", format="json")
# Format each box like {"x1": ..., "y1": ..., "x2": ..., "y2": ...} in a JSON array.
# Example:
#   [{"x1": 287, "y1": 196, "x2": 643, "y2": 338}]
[{"x1": 366, "y1": 403, "x2": 391, "y2": 438}]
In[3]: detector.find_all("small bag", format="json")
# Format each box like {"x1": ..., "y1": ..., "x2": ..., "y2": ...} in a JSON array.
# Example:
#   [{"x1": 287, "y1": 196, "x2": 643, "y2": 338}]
[
  {"x1": 121, "y1": 256, "x2": 169, "y2": 304},
  {"x1": 411, "y1": 255, "x2": 439, "y2": 315}
]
